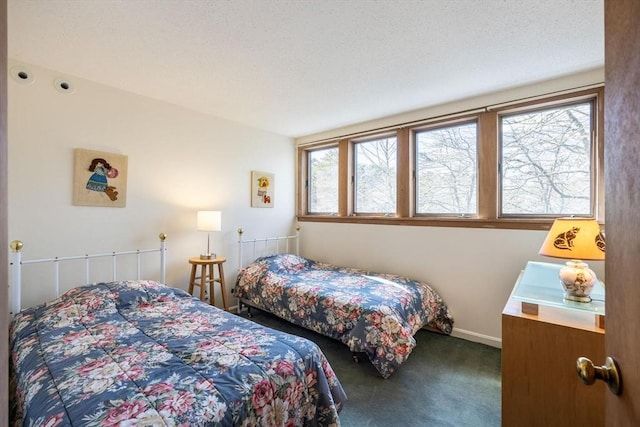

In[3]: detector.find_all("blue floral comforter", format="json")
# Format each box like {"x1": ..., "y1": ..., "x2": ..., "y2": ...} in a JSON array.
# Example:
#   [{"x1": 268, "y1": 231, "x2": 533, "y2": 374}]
[
  {"x1": 234, "y1": 254, "x2": 455, "y2": 378},
  {"x1": 10, "y1": 280, "x2": 346, "y2": 426}
]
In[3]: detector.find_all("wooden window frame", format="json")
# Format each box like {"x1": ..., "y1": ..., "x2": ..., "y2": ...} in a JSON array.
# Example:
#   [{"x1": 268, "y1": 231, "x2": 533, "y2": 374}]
[
  {"x1": 412, "y1": 117, "x2": 480, "y2": 218},
  {"x1": 297, "y1": 87, "x2": 604, "y2": 231},
  {"x1": 496, "y1": 92, "x2": 601, "y2": 219},
  {"x1": 351, "y1": 132, "x2": 399, "y2": 217},
  {"x1": 303, "y1": 144, "x2": 340, "y2": 215}
]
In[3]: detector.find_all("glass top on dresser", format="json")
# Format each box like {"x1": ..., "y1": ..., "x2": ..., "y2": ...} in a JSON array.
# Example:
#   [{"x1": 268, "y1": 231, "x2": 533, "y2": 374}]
[{"x1": 512, "y1": 261, "x2": 605, "y2": 315}]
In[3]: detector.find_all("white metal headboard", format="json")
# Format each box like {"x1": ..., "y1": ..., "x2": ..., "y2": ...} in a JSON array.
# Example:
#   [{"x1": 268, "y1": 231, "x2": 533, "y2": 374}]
[
  {"x1": 9, "y1": 233, "x2": 167, "y2": 316},
  {"x1": 237, "y1": 226, "x2": 300, "y2": 271}
]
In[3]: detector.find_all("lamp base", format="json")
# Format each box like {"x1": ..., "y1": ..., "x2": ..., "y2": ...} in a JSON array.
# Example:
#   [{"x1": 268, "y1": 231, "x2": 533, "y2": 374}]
[
  {"x1": 563, "y1": 294, "x2": 592, "y2": 303},
  {"x1": 559, "y1": 260, "x2": 597, "y2": 303},
  {"x1": 200, "y1": 253, "x2": 214, "y2": 260}
]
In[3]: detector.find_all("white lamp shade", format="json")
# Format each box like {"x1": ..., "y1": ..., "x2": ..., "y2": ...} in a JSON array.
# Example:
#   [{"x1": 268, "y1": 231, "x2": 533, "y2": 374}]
[{"x1": 197, "y1": 211, "x2": 222, "y2": 232}]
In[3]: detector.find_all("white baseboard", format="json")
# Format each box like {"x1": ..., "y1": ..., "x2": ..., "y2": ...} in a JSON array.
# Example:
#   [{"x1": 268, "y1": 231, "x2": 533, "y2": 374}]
[{"x1": 451, "y1": 327, "x2": 502, "y2": 349}]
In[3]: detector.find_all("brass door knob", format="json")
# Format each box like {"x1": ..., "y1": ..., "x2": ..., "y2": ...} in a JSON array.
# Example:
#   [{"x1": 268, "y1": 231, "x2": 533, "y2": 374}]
[{"x1": 576, "y1": 356, "x2": 621, "y2": 395}]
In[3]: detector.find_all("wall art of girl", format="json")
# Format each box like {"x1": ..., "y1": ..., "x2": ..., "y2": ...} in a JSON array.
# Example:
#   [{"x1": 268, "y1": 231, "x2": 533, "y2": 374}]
[{"x1": 86, "y1": 158, "x2": 119, "y2": 201}]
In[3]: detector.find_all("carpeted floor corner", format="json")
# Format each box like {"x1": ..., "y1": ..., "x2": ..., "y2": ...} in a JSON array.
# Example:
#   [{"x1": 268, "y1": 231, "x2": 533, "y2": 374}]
[{"x1": 240, "y1": 309, "x2": 501, "y2": 427}]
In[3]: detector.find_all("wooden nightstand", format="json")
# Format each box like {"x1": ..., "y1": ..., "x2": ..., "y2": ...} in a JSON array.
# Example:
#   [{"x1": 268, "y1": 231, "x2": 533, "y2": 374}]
[
  {"x1": 502, "y1": 262, "x2": 605, "y2": 426},
  {"x1": 188, "y1": 256, "x2": 228, "y2": 310}
]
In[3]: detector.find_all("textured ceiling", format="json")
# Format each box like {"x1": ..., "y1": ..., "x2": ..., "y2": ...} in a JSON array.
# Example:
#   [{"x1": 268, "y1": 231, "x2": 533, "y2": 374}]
[{"x1": 8, "y1": 0, "x2": 604, "y2": 138}]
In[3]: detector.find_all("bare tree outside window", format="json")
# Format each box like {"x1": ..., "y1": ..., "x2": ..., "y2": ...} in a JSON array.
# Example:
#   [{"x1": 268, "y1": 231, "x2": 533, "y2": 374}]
[
  {"x1": 415, "y1": 122, "x2": 478, "y2": 215},
  {"x1": 355, "y1": 137, "x2": 397, "y2": 213},
  {"x1": 501, "y1": 102, "x2": 592, "y2": 215},
  {"x1": 298, "y1": 89, "x2": 601, "y2": 226},
  {"x1": 308, "y1": 147, "x2": 339, "y2": 213}
]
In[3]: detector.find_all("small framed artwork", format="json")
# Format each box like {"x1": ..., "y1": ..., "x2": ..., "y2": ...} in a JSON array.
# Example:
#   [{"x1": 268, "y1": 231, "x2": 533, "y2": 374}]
[
  {"x1": 73, "y1": 148, "x2": 128, "y2": 207},
  {"x1": 251, "y1": 170, "x2": 274, "y2": 208}
]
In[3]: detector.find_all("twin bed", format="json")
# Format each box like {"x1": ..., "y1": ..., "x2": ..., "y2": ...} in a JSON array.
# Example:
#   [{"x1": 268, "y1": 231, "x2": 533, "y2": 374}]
[
  {"x1": 234, "y1": 229, "x2": 455, "y2": 379},
  {"x1": 9, "y1": 234, "x2": 345, "y2": 426},
  {"x1": 9, "y1": 228, "x2": 454, "y2": 425}
]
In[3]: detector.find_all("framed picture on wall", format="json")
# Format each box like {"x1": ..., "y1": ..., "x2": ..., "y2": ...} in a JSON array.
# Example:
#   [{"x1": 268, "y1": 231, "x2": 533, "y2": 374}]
[
  {"x1": 251, "y1": 170, "x2": 274, "y2": 208},
  {"x1": 73, "y1": 148, "x2": 128, "y2": 207}
]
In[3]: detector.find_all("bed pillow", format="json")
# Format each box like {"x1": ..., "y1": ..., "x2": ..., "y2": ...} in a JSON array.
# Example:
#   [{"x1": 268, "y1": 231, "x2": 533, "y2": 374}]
[
  {"x1": 106, "y1": 280, "x2": 185, "y2": 309},
  {"x1": 259, "y1": 253, "x2": 314, "y2": 274}
]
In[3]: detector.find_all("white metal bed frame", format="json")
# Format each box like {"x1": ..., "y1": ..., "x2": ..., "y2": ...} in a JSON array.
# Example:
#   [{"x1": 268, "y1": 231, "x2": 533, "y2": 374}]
[
  {"x1": 237, "y1": 226, "x2": 300, "y2": 269},
  {"x1": 236, "y1": 226, "x2": 300, "y2": 314},
  {"x1": 9, "y1": 233, "x2": 167, "y2": 316}
]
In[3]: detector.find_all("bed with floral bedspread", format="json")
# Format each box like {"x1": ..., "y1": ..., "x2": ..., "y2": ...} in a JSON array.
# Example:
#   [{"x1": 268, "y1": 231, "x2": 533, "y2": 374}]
[
  {"x1": 9, "y1": 280, "x2": 346, "y2": 426},
  {"x1": 234, "y1": 254, "x2": 455, "y2": 379}
]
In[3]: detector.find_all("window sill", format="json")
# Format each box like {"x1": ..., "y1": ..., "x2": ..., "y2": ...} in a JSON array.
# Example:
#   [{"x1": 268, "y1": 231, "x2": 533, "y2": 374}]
[{"x1": 297, "y1": 214, "x2": 556, "y2": 230}]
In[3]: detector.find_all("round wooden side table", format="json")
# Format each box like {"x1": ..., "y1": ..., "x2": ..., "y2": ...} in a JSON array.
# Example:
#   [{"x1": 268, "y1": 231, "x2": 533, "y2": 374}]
[{"x1": 188, "y1": 256, "x2": 228, "y2": 310}]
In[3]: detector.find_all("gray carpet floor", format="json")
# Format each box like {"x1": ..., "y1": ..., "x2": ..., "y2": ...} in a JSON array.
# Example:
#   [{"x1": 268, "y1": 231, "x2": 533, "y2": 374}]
[{"x1": 240, "y1": 309, "x2": 502, "y2": 427}]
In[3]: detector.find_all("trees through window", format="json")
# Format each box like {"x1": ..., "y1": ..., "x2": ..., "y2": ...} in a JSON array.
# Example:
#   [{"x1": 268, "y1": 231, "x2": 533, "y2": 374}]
[
  {"x1": 415, "y1": 122, "x2": 478, "y2": 215},
  {"x1": 500, "y1": 102, "x2": 593, "y2": 216},
  {"x1": 354, "y1": 136, "x2": 397, "y2": 214},
  {"x1": 308, "y1": 146, "x2": 339, "y2": 214},
  {"x1": 299, "y1": 88, "x2": 603, "y2": 229}
]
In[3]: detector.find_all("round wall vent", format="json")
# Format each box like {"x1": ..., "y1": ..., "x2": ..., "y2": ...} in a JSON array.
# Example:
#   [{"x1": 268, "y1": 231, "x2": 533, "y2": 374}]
[
  {"x1": 54, "y1": 78, "x2": 75, "y2": 94},
  {"x1": 10, "y1": 66, "x2": 34, "y2": 84}
]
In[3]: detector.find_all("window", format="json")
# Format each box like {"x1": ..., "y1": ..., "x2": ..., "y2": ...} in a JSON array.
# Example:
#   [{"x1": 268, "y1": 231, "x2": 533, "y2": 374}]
[
  {"x1": 297, "y1": 87, "x2": 603, "y2": 229},
  {"x1": 308, "y1": 146, "x2": 339, "y2": 214},
  {"x1": 500, "y1": 101, "x2": 593, "y2": 216},
  {"x1": 354, "y1": 136, "x2": 397, "y2": 214},
  {"x1": 415, "y1": 121, "x2": 478, "y2": 215}
]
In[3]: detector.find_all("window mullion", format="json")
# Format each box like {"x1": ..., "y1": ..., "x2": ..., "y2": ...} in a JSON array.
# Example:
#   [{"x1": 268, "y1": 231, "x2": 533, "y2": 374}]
[
  {"x1": 297, "y1": 146, "x2": 307, "y2": 215},
  {"x1": 478, "y1": 111, "x2": 498, "y2": 219},
  {"x1": 397, "y1": 128, "x2": 410, "y2": 218},
  {"x1": 338, "y1": 139, "x2": 351, "y2": 216}
]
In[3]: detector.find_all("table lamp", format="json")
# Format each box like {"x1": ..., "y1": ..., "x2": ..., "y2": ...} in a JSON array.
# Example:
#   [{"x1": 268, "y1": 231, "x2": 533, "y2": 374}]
[
  {"x1": 197, "y1": 210, "x2": 221, "y2": 259},
  {"x1": 538, "y1": 217, "x2": 605, "y2": 302}
]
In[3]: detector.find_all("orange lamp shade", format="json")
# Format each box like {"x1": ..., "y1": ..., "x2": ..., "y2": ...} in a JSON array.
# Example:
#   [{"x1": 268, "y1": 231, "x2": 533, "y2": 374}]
[{"x1": 539, "y1": 217, "x2": 605, "y2": 261}]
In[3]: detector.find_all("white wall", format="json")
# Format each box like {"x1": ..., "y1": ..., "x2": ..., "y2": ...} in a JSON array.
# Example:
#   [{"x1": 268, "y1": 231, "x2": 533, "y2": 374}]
[
  {"x1": 296, "y1": 68, "x2": 606, "y2": 346},
  {"x1": 8, "y1": 60, "x2": 296, "y2": 309}
]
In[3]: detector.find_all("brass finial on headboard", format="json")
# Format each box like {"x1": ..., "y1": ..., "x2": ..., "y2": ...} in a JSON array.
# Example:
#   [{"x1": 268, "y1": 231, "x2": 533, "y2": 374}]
[
  {"x1": 159, "y1": 233, "x2": 168, "y2": 242},
  {"x1": 10, "y1": 240, "x2": 23, "y2": 253}
]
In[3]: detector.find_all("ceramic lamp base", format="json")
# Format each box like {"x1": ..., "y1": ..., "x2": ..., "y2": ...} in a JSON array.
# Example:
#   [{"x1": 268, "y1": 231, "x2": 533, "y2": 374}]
[{"x1": 559, "y1": 260, "x2": 597, "y2": 303}]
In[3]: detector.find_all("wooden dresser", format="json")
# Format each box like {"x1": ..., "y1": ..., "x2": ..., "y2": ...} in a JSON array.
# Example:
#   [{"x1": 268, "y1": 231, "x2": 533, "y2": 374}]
[{"x1": 502, "y1": 262, "x2": 605, "y2": 426}]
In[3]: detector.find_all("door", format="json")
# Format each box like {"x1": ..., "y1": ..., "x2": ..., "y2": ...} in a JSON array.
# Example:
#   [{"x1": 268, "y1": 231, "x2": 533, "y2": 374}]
[{"x1": 604, "y1": 1, "x2": 640, "y2": 425}]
